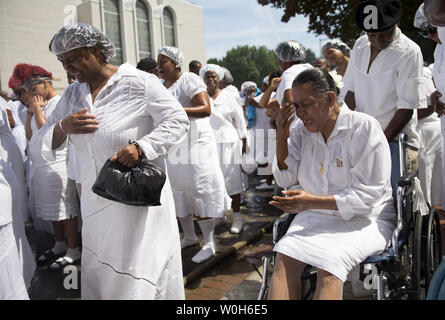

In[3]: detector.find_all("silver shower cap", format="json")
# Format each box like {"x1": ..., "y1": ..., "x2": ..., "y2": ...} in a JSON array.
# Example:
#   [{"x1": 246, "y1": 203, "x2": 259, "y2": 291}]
[
  {"x1": 414, "y1": 3, "x2": 429, "y2": 28},
  {"x1": 158, "y1": 46, "x2": 184, "y2": 69},
  {"x1": 199, "y1": 64, "x2": 225, "y2": 81},
  {"x1": 50, "y1": 23, "x2": 115, "y2": 61},
  {"x1": 221, "y1": 67, "x2": 234, "y2": 84},
  {"x1": 321, "y1": 39, "x2": 351, "y2": 58},
  {"x1": 274, "y1": 40, "x2": 306, "y2": 62}
]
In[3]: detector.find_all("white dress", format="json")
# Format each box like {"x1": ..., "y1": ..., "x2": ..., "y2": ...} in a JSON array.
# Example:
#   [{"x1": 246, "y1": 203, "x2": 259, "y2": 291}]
[
  {"x1": 0, "y1": 163, "x2": 29, "y2": 300},
  {"x1": 432, "y1": 28, "x2": 445, "y2": 209},
  {"x1": 272, "y1": 105, "x2": 396, "y2": 282},
  {"x1": 37, "y1": 63, "x2": 188, "y2": 300},
  {"x1": 165, "y1": 72, "x2": 231, "y2": 218},
  {"x1": 6, "y1": 100, "x2": 27, "y2": 160},
  {"x1": 418, "y1": 67, "x2": 443, "y2": 207},
  {"x1": 210, "y1": 89, "x2": 247, "y2": 196},
  {"x1": 28, "y1": 95, "x2": 80, "y2": 222}
]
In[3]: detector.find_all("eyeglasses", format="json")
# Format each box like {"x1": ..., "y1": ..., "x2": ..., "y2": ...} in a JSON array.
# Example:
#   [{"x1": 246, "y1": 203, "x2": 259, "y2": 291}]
[{"x1": 418, "y1": 22, "x2": 437, "y2": 38}]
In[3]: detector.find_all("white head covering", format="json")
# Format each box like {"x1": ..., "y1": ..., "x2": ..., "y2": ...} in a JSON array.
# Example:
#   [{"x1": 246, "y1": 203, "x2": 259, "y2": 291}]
[
  {"x1": 221, "y1": 67, "x2": 234, "y2": 84},
  {"x1": 50, "y1": 23, "x2": 115, "y2": 62},
  {"x1": 199, "y1": 64, "x2": 225, "y2": 81},
  {"x1": 274, "y1": 40, "x2": 306, "y2": 62},
  {"x1": 241, "y1": 81, "x2": 257, "y2": 95},
  {"x1": 414, "y1": 3, "x2": 429, "y2": 28},
  {"x1": 321, "y1": 39, "x2": 351, "y2": 57},
  {"x1": 158, "y1": 46, "x2": 184, "y2": 69},
  {"x1": 263, "y1": 76, "x2": 269, "y2": 85}
]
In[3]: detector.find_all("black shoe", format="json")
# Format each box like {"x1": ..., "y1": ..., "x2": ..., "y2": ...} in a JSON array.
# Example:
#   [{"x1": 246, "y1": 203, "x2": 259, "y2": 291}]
[
  {"x1": 48, "y1": 256, "x2": 81, "y2": 271},
  {"x1": 36, "y1": 249, "x2": 66, "y2": 268}
]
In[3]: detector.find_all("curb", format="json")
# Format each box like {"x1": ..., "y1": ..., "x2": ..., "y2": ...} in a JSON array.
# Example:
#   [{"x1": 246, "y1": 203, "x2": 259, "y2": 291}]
[{"x1": 183, "y1": 220, "x2": 275, "y2": 287}]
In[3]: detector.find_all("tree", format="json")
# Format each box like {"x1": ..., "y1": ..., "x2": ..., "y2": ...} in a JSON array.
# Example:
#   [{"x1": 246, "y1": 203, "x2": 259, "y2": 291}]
[
  {"x1": 208, "y1": 45, "x2": 317, "y2": 89},
  {"x1": 257, "y1": 0, "x2": 436, "y2": 64},
  {"x1": 208, "y1": 45, "x2": 279, "y2": 89}
]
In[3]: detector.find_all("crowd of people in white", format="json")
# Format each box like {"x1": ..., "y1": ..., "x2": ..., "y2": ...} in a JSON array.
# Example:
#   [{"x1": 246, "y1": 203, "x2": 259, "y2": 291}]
[{"x1": 1, "y1": 0, "x2": 445, "y2": 300}]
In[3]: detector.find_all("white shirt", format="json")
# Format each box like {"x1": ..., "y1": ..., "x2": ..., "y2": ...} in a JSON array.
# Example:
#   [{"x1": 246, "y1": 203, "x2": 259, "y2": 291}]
[
  {"x1": 210, "y1": 89, "x2": 247, "y2": 143},
  {"x1": 224, "y1": 85, "x2": 243, "y2": 107},
  {"x1": 343, "y1": 27, "x2": 425, "y2": 149},
  {"x1": 273, "y1": 105, "x2": 394, "y2": 221},
  {"x1": 276, "y1": 63, "x2": 313, "y2": 106},
  {"x1": 433, "y1": 28, "x2": 445, "y2": 105},
  {"x1": 39, "y1": 63, "x2": 190, "y2": 206}
]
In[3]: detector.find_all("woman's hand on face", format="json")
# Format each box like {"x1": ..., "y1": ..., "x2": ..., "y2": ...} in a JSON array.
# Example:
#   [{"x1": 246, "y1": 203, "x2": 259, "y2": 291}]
[
  {"x1": 269, "y1": 190, "x2": 314, "y2": 214},
  {"x1": 61, "y1": 108, "x2": 99, "y2": 134},
  {"x1": 31, "y1": 95, "x2": 48, "y2": 113},
  {"x1": 276, "y1": 102, "x2": 295, "y2": 140},
  {"x1": 269, "y1": 77, "x2": 281, "y2": 90},
  {"x1": 110, "y1": 144, "x2": 140, "y2": 168}
]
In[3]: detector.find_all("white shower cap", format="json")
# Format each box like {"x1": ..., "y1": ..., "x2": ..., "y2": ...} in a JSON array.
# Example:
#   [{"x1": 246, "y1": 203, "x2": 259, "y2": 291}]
[
  {"x1": 158, "y1": 46, "x2": 184, "y2": 69},
  {"x1": 221, "y1": 67, "x2": 234, "y2": 84},
  {"x1": 274, "y1": 40, "x2": 306, "y2": 62},
  {"x1": 321, "y1": 39, "x2": 351, "y2": 57},
  {"x1": 199, "y1": 64, "x2": 225, "y2": 81},
  {"x1": 414, "y1": 3, "x2": 428, "y2": 28},
  {"x1": 241, "y1": 81, "x2": 257, "y2": 95},
  {"x1": 50, "y1": 23, "x2": 115, "y2": 62}
]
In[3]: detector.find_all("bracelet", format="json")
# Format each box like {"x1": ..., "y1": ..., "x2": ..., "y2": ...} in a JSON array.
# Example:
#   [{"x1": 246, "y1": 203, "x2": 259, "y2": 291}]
[
  {"x1": 58, "y1": 120, "x2": 67, "y2": 135},
  {"x1": 129, "y1": 140, "x2": 145, "y2": 162}
]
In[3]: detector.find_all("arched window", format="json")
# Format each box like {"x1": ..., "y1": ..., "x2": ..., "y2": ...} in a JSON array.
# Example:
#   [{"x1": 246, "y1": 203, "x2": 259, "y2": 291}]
[
  {"x1": 136, "y1": 0, "x2": 152, "y2": 59},
  {"x1": 103, "y1": 0, "x2": 123, "y2": 64},
  {"x1": 163, "y1": 7, "x2": 176, "y2": 47}
]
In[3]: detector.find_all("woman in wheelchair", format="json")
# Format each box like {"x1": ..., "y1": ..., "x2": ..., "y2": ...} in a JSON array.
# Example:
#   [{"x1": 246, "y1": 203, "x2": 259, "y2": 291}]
[{"x1": 268, "y1": 68, "x2": 397, "y2": 300}]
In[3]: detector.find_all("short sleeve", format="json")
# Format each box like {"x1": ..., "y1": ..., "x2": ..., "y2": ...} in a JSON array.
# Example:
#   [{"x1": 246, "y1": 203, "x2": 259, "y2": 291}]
[{"x1": 185, "y1": 73, "x2": 207, "y2": 100}]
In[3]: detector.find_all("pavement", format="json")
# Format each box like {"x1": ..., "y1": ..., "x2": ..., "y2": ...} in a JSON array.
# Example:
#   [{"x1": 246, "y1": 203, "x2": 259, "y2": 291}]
[{"x1": 25, "y1": 173, "x2": 445, "y2": 300}]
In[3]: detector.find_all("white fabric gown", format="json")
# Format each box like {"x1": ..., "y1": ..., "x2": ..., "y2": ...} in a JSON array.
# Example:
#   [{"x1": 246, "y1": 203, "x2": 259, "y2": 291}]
[
  {"x1": 210, "y1": 89, "x2": 247, "y2": 196},
  {"x1": 28, "y1": 95, "x2": 80, "y2": 222},
  {"x1": 165, "y1": 72, "x2": 231, "y2": 218},
  {"x1": 37, "y1": 63, "x2": 187, "y2": 300},
  {"x1": 272, "y1": 105, "x2": 396, "y2": 282}
]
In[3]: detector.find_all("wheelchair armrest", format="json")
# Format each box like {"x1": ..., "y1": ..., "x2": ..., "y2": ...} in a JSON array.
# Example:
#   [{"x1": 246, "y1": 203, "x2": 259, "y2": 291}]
[{"x1": 397, "y1": 171, "x2": 417, "y2": 188}]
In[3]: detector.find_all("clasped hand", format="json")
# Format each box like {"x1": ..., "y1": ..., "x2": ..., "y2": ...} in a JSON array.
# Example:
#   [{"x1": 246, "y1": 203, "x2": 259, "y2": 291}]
[{"x1": 269, "y1": 190, "x2": 314, "y2": 214}]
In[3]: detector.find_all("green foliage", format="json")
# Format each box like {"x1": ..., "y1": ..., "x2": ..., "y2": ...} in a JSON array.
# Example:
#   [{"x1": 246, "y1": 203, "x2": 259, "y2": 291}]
[
  {"x1": 257, "y1": 0, "x2": 436, "y2": 64},
  {"x1": 208, "y1": 45, "x2": 317, "y2": 89}
]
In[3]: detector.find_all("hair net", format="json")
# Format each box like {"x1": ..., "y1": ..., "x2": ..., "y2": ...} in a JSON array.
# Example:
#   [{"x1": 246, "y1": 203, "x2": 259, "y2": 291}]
[
  {"x1": 414, "y1": 3, "x2": 429, "y2": 28},
  {"x1": 199, "y1": 64, "x2": 225, "y2": 81},
  {"x1": 321, "y1": 39, "x2": 351, "y2": 58},
  {"x1": 158, "y1": 46, "x2": 184, "y2": 69},
  {"x1": 263, "y1": 76, "x2": 269, "y2": 85},
  {"x1": 50, "y1": 23, "x2": 115, "y2": 62},
  {"x1": 274, "y1": 40, "x2": 306, "y2": 62},
  {"x1": 221, "y1": 67, "x2": 234, "y2": 84}
]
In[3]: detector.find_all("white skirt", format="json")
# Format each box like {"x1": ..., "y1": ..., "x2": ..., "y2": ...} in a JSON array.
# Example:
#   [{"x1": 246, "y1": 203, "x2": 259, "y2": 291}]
[
  {"x1": 274, "y1": 211, "x2": 395, "y2": 282},
  {"x1": 217, "y1": 141, "x2": 246, "y2": 196},
  {"x1": 0, "y1": 224, "x2": 29, "y2": 300},
  {"x1": 167, "y1": 130, "x2": 231, "y2": 218},
  {"x1": 32, "y1": 162, "x2": 80, "y2": 221},
  {"x1": 80, "y1": 177, "x2": 184, "y2": 300}
]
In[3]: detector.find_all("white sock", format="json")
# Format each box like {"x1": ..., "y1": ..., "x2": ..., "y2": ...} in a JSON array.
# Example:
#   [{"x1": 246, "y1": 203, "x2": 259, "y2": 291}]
[
  {"x1": 178, "y1": 216, "x2": 198, "y2": 248},
  {"x1": 192, "y1": 219, "x2": 216, "y2": 263},
  {"x1": 64, "y1": 247, "x2": 81, "y2": 262},
  {"x1": 230, "y1": 212, "x2": 244, "y2": 234}
]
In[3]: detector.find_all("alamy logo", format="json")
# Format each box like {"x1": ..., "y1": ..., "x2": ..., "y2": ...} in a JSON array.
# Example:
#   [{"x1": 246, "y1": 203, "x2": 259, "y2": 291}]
[{"x1": 363, "y1": 5, "x2": 378, "y2": 30}]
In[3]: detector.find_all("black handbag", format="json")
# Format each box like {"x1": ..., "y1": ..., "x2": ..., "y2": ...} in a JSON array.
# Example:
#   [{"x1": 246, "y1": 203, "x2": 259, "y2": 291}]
[{"x1": 92, "y1": 150, "x2": 166, "y2": 206}]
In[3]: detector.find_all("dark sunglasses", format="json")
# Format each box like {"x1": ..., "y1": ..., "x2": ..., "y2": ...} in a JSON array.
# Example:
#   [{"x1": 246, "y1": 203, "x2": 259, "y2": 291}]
[{"x1": 418, "y1": 22, "x2": 437, "y2": 38}]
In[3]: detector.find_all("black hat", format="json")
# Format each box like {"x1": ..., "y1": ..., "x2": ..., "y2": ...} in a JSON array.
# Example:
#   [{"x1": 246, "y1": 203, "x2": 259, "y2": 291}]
[{"x1": 355, "y1": 0, "x2": 402, "y2": 32}]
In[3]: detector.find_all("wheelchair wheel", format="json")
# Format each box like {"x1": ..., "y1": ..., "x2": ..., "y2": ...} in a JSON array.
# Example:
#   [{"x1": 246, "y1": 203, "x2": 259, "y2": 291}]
[
  {"x1": 410, "y1": 212, "x2": 424, "y2": 299},
  {"x1": 425, "y1": 211, "x2": 443, "y2": 291}
]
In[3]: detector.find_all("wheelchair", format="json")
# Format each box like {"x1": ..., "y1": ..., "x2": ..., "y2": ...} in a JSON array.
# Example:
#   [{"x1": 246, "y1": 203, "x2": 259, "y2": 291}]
[{"x1": 257, "y1": 134, "x2": 443, "y2": 300}]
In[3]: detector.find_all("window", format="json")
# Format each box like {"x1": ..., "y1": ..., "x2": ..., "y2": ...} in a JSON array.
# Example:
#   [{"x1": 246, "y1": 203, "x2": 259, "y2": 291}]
[
  {"x1": 103, "y1": 0, "x2": 123, "y2": 64},
  {"x1": 136, "y1": 0, "x2": 152, "y2": 59},
  {"x1": 163, "y1": 7, "x2": 175, "y2": 47}
]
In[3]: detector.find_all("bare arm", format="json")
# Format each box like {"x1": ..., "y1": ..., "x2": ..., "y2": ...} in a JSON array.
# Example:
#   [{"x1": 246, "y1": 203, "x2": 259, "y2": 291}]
[
  {"x1": 183, "y1": 92, "x2": 212, "y2": 118},
  {"x1": 384, "y1": 109, "x2": 413, "y2": 142}
]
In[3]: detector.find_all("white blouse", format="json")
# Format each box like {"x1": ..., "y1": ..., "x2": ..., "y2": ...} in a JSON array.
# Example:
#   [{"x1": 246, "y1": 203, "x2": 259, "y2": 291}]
[
  {"x1": 210, "y1": 89, "x2": 247, "y2": 143},
  {"x1": 38, "y1": 63, "x2": 190, "y2": 208},
  {"x1": 343, "y1": 27, "x2": 425, "y2": 149},
  {"x1": 273, "y1": 105, "x2": 394, "y2": 221}
]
